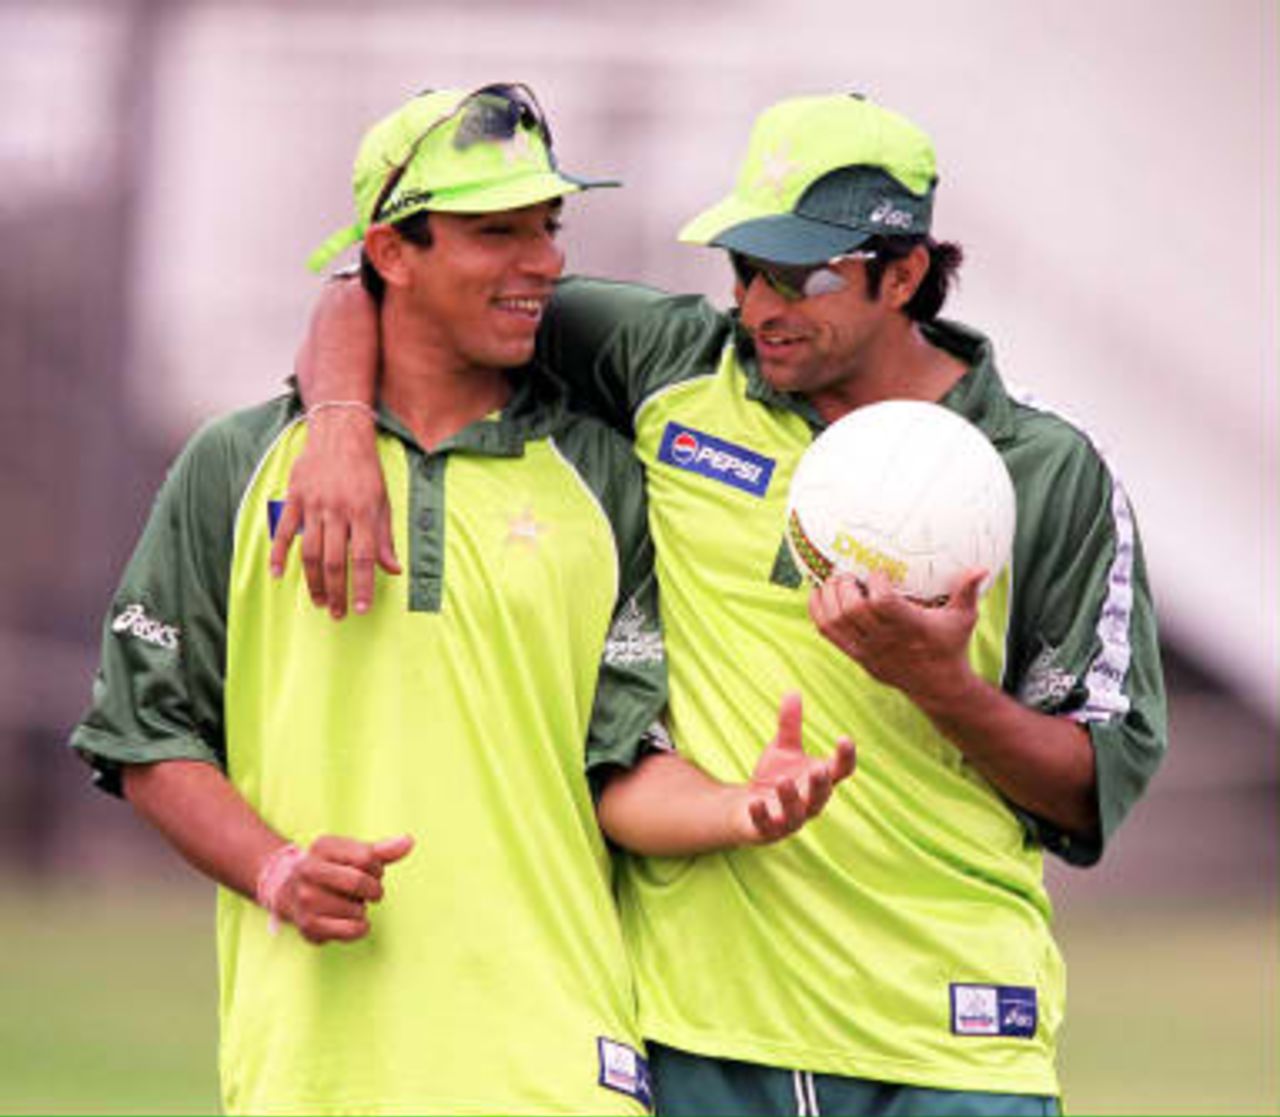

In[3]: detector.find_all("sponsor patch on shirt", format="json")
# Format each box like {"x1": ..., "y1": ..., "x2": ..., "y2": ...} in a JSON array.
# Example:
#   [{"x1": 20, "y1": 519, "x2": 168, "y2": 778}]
[
  {"x1": 597, "y1": 1037, "x2": 653, "y2": 1111},
  {"x1": 1018, "y1": 645, "x2": 1077, "y2": 710},
  {"x1": 950, "y1": 983, "x2": 1038, "y2": 1038},
  {"x1": 657, "y1": 422, "x2": 775, "y2": 497},
  {"x1": 603, "y1": 598, "x2": 665, "y2": 667},
  {"x1": 267, "y1": 499, "x2": 286, "y2": 539}
]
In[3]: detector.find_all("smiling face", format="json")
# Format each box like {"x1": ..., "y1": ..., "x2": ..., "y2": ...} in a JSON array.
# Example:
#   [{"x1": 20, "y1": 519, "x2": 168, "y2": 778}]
[
  {"x1": 733, "y1": 245, "x2": 929, "y2": 412},
  {"x1": 736, "y1": 254, "x2": 891, "y2": 395},
  {"x1": 392, "y1": 200, "x2": 565, "y2": 373}
]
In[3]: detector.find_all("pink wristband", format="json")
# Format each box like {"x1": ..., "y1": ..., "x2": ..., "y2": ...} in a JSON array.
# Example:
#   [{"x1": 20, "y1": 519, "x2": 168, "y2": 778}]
[{"x1": 255, "y1": 843, "x2": 304, "y2": 934}]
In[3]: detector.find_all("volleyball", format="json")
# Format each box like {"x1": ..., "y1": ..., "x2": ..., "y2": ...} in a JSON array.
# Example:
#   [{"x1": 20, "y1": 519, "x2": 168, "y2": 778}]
[{"x1": 786, "y1": 400, "x2": 1016, "y2": 602}]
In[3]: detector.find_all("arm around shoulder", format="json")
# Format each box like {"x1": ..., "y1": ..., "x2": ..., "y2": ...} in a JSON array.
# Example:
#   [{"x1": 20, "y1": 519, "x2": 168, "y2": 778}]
[{"x1": 276, "y1": 274, "x2": 399, "y2": 617}]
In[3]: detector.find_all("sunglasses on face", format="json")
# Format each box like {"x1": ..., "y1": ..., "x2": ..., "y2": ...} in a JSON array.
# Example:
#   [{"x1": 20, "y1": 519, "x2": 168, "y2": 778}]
[
  {"x1": 729, "y1": 250, "x2": 876, "y2": 301},
  {"x1": 371, "y1": 82, "x2": 555, "y2": 223}
]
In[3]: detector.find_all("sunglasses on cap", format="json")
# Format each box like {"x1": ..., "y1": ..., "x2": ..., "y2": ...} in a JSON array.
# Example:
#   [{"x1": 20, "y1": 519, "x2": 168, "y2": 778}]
[
  {"x1": 730, "y1": 250, "x2": 876, "y2": 301},
  {"x1": 370, "y1": 82, "x2": 555, "y2": 224}
]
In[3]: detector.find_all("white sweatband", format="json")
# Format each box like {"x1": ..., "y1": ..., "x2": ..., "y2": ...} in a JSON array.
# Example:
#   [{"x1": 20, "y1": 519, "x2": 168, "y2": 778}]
[{"x1": 305, "y1": 400, "x2": 377, "y2": 422}]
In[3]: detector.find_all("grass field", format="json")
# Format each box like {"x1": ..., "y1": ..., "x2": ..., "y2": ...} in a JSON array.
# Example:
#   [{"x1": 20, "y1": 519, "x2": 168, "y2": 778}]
[
  {"x1": 0, "y1": 880, "x2": 1273, "y2": 1115},
  {"x1": 0, "y1": 882, "x2": 218, "y2": 1115},
  {"x1": 1054, "y1": 898, "x2": 1277, "y2": 1115}
]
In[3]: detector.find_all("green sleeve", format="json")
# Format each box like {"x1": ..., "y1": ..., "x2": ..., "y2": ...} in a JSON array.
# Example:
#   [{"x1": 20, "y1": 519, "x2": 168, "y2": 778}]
[
  {"x1": 1003, "y1": 428, "x2": 1168, "y2": 866},
  {"x1": 68, "y1": 399, "x2": 293, "y2": 795},
  {"x1": 551, "y1": 416, "x2": 668, "y2": 784},
  {"x1": 539, "y1": 276, "x2": 730, "y2": 436}
]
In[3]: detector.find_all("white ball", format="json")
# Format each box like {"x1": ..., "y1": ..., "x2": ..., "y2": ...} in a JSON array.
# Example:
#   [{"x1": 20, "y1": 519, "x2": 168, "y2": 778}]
[{"x1": 786, "y1": 400, "x2": 1016, "y2": 601}]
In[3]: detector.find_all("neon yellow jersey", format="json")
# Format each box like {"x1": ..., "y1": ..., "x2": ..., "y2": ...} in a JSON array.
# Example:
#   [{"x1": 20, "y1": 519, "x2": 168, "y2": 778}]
[
  {"x1": 619, "y1": 349, "x2": 1050, "y2": 1093},
  {"x1": 72, "y1": 375, "x2": 665, "y2": 1114},
  {"x1": 538, "y1": 279, "x2": 1168, "y2": 1096}
]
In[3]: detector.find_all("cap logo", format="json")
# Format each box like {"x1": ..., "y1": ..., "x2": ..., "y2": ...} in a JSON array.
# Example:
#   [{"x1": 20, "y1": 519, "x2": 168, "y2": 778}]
[
  {"x1": 869, "y1": 199, "x2": 914, "y2": 229},
  {"x1": 753, "y1": 142, "x2": 803, "y2": 201},
  {"x1": 381, "y1": 187, "x2": 434, "y2": 220}
]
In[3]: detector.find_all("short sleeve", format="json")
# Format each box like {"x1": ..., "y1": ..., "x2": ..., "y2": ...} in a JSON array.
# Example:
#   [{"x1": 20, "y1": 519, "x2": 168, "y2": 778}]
[
  {"x1": 68, "y1": 408, "x2": 281, "y2": 795},
  {"x1": 1003, "y1": 431, "x2": 1168, "y2": 866},
  {"x1": 549, "y1": 417, "x2": 668, "y2": 785}
]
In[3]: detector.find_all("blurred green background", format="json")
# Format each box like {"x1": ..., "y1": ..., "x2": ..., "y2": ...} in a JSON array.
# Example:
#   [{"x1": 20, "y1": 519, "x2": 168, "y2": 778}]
[{"x1": 0, "y1": 870, "x2": 1274, "y2": 1115}]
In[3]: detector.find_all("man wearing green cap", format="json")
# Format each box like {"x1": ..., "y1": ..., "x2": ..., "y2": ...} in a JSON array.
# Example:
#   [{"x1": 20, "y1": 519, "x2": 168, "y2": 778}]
[
  {"x1": 69, "y1": 84, "x2": 855, "y2": 1115},
  {"x1": 283, "y1": 92, "x2": 1166, "y2": 1115}
]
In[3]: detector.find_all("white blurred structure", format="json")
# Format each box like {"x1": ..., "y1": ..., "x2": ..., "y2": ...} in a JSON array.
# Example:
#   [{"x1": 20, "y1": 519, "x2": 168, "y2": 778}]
[{"x1": 3, "y1": 0, "x2": 1277, "y2": 726}]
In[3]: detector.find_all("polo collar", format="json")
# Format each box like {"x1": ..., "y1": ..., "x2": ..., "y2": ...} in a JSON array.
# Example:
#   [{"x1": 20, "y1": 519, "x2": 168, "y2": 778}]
[
  {"x1": 374, "y1": 362, "x2": 569, "y2": 457},
  {"x1": 925, "y1": 320, "x2": 1017, "y2": 445}
]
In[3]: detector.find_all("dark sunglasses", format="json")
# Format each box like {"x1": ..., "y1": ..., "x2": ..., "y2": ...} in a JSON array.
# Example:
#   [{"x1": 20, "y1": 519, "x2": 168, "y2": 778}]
[
  {"x1": 730, "y1": 250, "x2": 875, "y2": 301},
  {"x1": 453, "y1": 82, "x2": 551, "y2": 150},
  {"x1": 371, "y1": 82, "x2": 555, "y2": 223}
]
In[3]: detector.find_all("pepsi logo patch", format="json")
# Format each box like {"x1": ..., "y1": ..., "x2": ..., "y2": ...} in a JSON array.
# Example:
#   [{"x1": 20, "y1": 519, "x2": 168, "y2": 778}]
[
  {"x1": 950, "y1": 984, "x2": 1037, "y2": 1039},
  {"x1": 657, "y1": 422, "x2": 775, "y2": 497},
  {"x1": 670, "y1": 429, "x2": 698, "y2": 465}
]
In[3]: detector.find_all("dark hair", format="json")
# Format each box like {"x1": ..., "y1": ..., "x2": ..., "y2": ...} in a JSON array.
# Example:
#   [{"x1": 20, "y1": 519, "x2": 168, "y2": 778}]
[
  {"x1": 359, "y1": 210, "x2": 435, "y2": 303},
  {"x1": 863, "y1": 235, "x2": 964, "y2": 321}
]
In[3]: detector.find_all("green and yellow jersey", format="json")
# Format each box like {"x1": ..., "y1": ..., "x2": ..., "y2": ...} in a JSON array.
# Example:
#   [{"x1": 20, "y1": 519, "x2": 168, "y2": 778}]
[
  {"x1": 540, "y1": 278, "x2": 1167, "y2": 1096},
  {"x1": 71, "y1": 371, "x2": 665, "y2": 1115}
]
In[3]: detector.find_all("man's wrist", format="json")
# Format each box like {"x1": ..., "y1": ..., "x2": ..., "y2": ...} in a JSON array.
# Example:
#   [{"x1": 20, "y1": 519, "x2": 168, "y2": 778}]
[
  {"x1": 720, "y1": 782, "x2": 762, "y2": 849},
  {"x1": 907, "y1": 660, "x2": 985, "y2": 719},
  {"x1": 305, "y1": 406, "x2": 379, "y2": 447},
  {"x1": 255, "y1": 842, "x2": 305, "y2": 934}
]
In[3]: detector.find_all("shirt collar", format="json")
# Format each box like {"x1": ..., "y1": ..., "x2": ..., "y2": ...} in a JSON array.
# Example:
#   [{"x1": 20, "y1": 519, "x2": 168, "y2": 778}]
[
  {"x1": 373, "y1": 362, "x2": 569, "y2": 457},
  {"x1": 925, "y1": 320, "x2": 1017, "y2": 445}
]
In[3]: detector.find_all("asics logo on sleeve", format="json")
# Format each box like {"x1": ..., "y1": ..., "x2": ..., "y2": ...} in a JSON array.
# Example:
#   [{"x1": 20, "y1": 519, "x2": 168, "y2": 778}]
[
  {"x1": 112, "y1": 603, "x2": 181, "y2": 651},
  {"x1": 657, "y1": 422, "x2": 775, "y2": 497}
]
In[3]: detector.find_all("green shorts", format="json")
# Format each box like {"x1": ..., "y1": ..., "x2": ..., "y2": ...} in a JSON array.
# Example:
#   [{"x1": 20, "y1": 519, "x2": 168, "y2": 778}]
[{"x1": 648, "y1": 1042, "x2": 1061, "y2": 1117}]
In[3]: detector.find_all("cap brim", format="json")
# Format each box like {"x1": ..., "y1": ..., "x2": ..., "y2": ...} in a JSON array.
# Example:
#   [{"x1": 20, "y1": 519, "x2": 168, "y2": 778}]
[
  {"x1": 426, "y1": 170, "x2": 619, "y2": 213},
  {"x1": 307, "y1": 170, "x2": 619, "y2": 273},
  {"x1": 679, "y1": 195, "x2": 871, "y2": 266}
]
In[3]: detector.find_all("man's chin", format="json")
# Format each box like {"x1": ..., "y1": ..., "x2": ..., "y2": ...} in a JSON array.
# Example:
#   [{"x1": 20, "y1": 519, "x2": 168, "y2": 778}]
[
  {"x1": 757, "y1": 357, "x2": 810, "y2": 394},
  {"x1": 479, "y1": 337, "x2": 538, "y2": 370}
]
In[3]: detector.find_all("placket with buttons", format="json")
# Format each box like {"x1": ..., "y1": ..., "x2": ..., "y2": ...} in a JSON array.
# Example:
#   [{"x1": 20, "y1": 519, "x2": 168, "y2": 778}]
[{"x1": 409, "y1": 450, "x2": 449, "y2": 613}]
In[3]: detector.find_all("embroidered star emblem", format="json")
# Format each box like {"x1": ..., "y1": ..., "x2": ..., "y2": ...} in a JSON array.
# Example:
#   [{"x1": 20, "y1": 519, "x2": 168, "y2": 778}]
[
  {"x1": 506, "y1": 506, "x2": 547, "y2": 548},
  {"x1": 753, "y1": 143, "x2": 803, "y2": 200}
]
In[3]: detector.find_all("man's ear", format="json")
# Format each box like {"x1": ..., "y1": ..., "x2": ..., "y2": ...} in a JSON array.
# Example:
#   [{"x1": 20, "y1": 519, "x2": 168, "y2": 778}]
[
  {"x1": 364, "y1": 225, "x2": 411, "y2": 289},
  {"x1": 883, "y1": 244, "x2": 930, "y2": 311}
]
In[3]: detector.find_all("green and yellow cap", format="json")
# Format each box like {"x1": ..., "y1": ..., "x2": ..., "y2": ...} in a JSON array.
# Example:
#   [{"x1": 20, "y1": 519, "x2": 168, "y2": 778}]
[
  {"x1": 679, "y1": 93, "x2": 937, "y2": 266},
  {"x1": 308, "y1": 83, "x2": 617, "y2": 273}
]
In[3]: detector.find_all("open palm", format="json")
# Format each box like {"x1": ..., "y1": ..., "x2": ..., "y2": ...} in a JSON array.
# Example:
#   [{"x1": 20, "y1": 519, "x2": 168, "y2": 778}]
[{"x1": 743, "y1": 692, "x2": 856, "y2": 843}]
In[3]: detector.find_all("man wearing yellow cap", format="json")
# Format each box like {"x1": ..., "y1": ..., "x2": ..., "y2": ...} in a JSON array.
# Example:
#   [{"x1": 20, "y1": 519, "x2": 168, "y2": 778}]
[
  {"x1": 283, "y1": 92, "x2": 1166, "y2": 1115},
  {"x1": 68, "y1": 84, "x2": 854, "y2": 1115}
]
